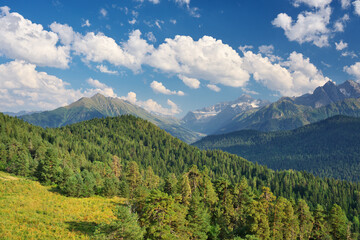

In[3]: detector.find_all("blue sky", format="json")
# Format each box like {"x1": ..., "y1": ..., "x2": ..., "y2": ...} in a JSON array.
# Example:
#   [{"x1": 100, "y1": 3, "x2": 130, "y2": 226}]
[{"x1": 0, "y1": 0, "x2": 360, "y2": 116}]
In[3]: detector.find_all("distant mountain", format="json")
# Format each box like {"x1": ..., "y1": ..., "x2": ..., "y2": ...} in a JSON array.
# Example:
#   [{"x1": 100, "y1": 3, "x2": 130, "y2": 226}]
[
  {"x1": 3, "y1": 111, "x2": 41, "y2": 117},
  {"x1": 182, "y1": 94, "x2": 270, "y2": 134},
  {"x1": 194, "y1": 115, "x2": 360, "y2": 181},
  {"x1": 20, "y1": 93, "x2": 203, "y2": 143},
  {"x1": 216, "y1": 80, "x2": 360, "y2": 134},
  {"x1": 293, "y1": 80, "x2": 360, "y2": 108}
]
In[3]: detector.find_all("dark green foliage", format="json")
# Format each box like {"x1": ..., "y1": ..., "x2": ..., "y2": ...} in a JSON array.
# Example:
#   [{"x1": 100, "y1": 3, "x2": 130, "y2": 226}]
[
  {"x1": 95, "y1": 205, "x2": 145, "y2": 240},
  {"x1": 194, "y1": 115, "x2": 360, "y2": 181},
  {"x1": 2, "y1": 113, "x2": 360, "y2": 238}
]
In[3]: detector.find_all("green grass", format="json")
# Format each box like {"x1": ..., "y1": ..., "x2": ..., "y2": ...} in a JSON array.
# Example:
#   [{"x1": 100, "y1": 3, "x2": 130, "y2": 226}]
[{"x1": 0, "y1": 172, "x2": 124, "y2": 239}]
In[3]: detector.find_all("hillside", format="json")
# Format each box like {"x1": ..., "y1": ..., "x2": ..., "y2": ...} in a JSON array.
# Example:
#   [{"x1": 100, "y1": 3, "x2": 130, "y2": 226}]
[
  {"x1": 19, "y1": 94, "x2": 203, "y2": 143},
  {"x1": 1, "y1": 114, "x2": 360, "y2": 238},
  {"x1": 0, "y1": 171, "x2": 121, "y2": 239},
  {"x1": 194, "y1": 115, "x2": 360, "y2": 181}
]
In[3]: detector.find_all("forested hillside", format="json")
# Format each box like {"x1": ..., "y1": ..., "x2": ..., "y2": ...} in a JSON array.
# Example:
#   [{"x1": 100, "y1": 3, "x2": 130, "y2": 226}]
[
  {"x1": 1, "y1": 113, "x2": 360, "y2": 239},
  {"x1": 194, "y1": 115, "x2": 360, "y2": 182}
]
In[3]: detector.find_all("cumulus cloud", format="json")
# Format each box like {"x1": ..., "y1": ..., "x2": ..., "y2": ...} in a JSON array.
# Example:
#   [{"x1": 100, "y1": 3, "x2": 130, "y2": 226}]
[
  {"x1": 0, "y1": 60, "x2": 81, "y2": 111},
  {"x1": 0, "y1": 6, "x2": 70, "y2": 68},
  {"x1": 147, "y1": 35, "x2": 250, "y2": 87},
  {"x1": 121, "y1": 92, "x2": 181, "y2": 115},
  {"x1": 335, "y1": 40, "x2": 348, "y2": 51},
  {"x1": 272, "y1": 6, "x2": 331, "y2": 47},
  {"x1": 178, "y1": 75, "x2": 200, "y2": 89},
  {"x1": 58, "y1": 29, "x2": 154, "y2": 72},
  {"x1": 86, "y1": 78, "x2": 117, "y2": 97},
  {"x1": 207, "y1": 84, "x2": 221, "y2": 92},
  {"x1": 96, "y1": 65, "x2": 118, "y2": 74},
  {"x1": 150, "y1": 81, "x2": 185, "y2": 96},
  {"x1": 344, "y1": 62, "x2": 360, "y2": 80},
  {"x1": 282, "y1": 52, "x2": 330, "y2": 95},
  {"x1": 242, "y1": 50, "x2": 329, "y2": 96},
  {"x1": 242, "y1": 51, "x2": 293, "y2": 95},
  {"x1": 293, "y1": 0, "x2": 332, "y2": 8},
  {"x1": 354, "y1": 0, "x2": 360, "y2": 16}
]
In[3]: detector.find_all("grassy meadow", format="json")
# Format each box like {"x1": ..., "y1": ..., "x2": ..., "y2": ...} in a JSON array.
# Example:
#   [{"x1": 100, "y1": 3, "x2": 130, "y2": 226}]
[{"x1": 0, "y1": 171, "x2": 124, "y2": 239}]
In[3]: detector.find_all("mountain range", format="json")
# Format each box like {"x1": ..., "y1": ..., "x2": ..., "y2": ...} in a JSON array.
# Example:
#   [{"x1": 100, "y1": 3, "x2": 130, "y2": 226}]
[
  {"x1": 193, "y1": 115, "x2": 360, "y2": 181},
  {"x1": 19, "y1": 94, "x2": 203, "y2": 144},
  {"x1": 182, "y1": 94, "x2": 270, "y2": 134},
  {"x1": 184, "y1": 80, "x2": 360, "y2": 135}
]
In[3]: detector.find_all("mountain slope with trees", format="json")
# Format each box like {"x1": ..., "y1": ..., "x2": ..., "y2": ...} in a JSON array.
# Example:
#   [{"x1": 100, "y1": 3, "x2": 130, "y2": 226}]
[
  {"x1": 194, "y1": 115, "x2": 360, "y2": 181},
  {"x1": 1, "y1": 113, "x2": 360, "y2": 238},
  {"x1": 19, "y1": 93, "x2": 202, "y2": 143}
]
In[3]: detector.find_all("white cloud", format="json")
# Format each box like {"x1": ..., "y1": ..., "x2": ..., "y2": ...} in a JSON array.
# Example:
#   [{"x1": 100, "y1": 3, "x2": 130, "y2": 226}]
[
  {"x1": 121, "y1": 92, "x2": 181, "y2": 115},
  {"x1": 86, "y1": 78, "x2": 117, "y2": 97},
  {"x1": 258, "y1": 45, "x2": 274, "y2": 55},
  {"x1": 335, "y1": 40, "x2": 348, "y2": 51},
  {"x1": 272, "y1": 7, "x2": 331, "y2": 47},
  {"x1": 0, "y1": 60, "x2": 82, "y2": 111},
  {"x1": 155, "y1": 20, "x2": 164, "y2": 29},
  {"x1": 129, "y1": 19, "x2": 137, "y2": 25},
  {"x1": 136, "y1": 0, "x2": 160, "y2": 4},
  {"x1": 341, "y1": 51, "x2": 358, "y2": 58},
  {"x1": 341, "y1": 0, "x2": 351, "y2": 9},
  {"x1": 147, "y1": 35, "x2": 250, "y2": 87},
  {"x1": 81, "y1": 19, "x2": 91, "y2": 27},
  {"x1": 146, "y1": 32, "x2": 157, "y2": 42},
  {"x1": 239, "y1": 45, "x2": 253, "y2": 52},
  {"x1": 170, "y1": 19, "x2": 177, "y2": 24},
  {"x1": 334, "y1": 14, "x2": 349, "y2": 32},
  {"x1": 207, "y1": 84, "x2": 221, "y2": 92},
  {"x1": 282, "y1": 51, "x2": 330, "y2": 95},
  {"x1": 100, "y1": 8, "x2": 107, "y2": 17},
  {"x1": 50, "y1": 22, "x2": 75, "y2": 46},
  {"x1": 0, "y1": 6, "x2": 70, "y2": 68},
  {"x1": 96, "y1": 64, "x2": 118, "y2": 74},
  {"x1": 175, "y1": 0, "x2": 190, "y2": 7},
  {"x1": 293, "y1": 0, "x2": 332, "y2": 8},
  {"x1": 242, "y1": 51, "x2": 294, "y2": 95},
  {"x1": 354, "y1": 0, "x2": 360, "y2": 16},
  {"x1": 178, "y1": 75, "x2": 200, "y2": 89},
  {"x1": 150, "y1": 81, "x2": 184, "y2": 96},
  {"x1": 242, "y1": 50, "x2": 329, "y2": 96},
  {"x1": 67, "y1": 29, "x2": 153, "y2": 72},
  {"x1": 344, "y1": 62, "x2": 360, "y2": 80},
  {"x1": 258, "y1": 45, "x2": 282, "y2": 62}
]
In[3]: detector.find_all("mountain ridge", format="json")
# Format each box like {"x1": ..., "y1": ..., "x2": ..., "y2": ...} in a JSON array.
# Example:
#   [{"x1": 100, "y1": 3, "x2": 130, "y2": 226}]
[
  {"x1": 194, "y1": 115, "x2": 360, "y2": 181},
  {"x1": 19, "y1": 94, "x2": 203, "y2": 143}
]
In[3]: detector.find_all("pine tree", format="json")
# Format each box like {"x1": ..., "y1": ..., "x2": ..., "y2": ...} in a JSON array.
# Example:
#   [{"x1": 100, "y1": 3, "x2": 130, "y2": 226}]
[
  {"x1": 297, "y1": 199, "x2": 313, "y2": 240},
  {"x1": 95, "y1": 205, "x2": 144, "y2": 240},
  {"x1": 126, "y1": 161, "x2": 142, "y2": 198},
  {"x1": 164, "y1": 173, "x2": 178, "y2": 196},
  {"x1": 187, "y1": 191, "x2": 211, "y2": 240},
  {"x1": 329, "y1": 204, "x2": 349, "y2": 240},
  {"x1": 312, "y1": 204, "x2": 331, "y2": 240}
]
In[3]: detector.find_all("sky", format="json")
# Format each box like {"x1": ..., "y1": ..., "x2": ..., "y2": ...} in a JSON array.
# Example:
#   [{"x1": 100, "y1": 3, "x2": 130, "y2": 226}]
[{"x1": 0, "y1": 0, "x2": 360, "y2": 117}]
